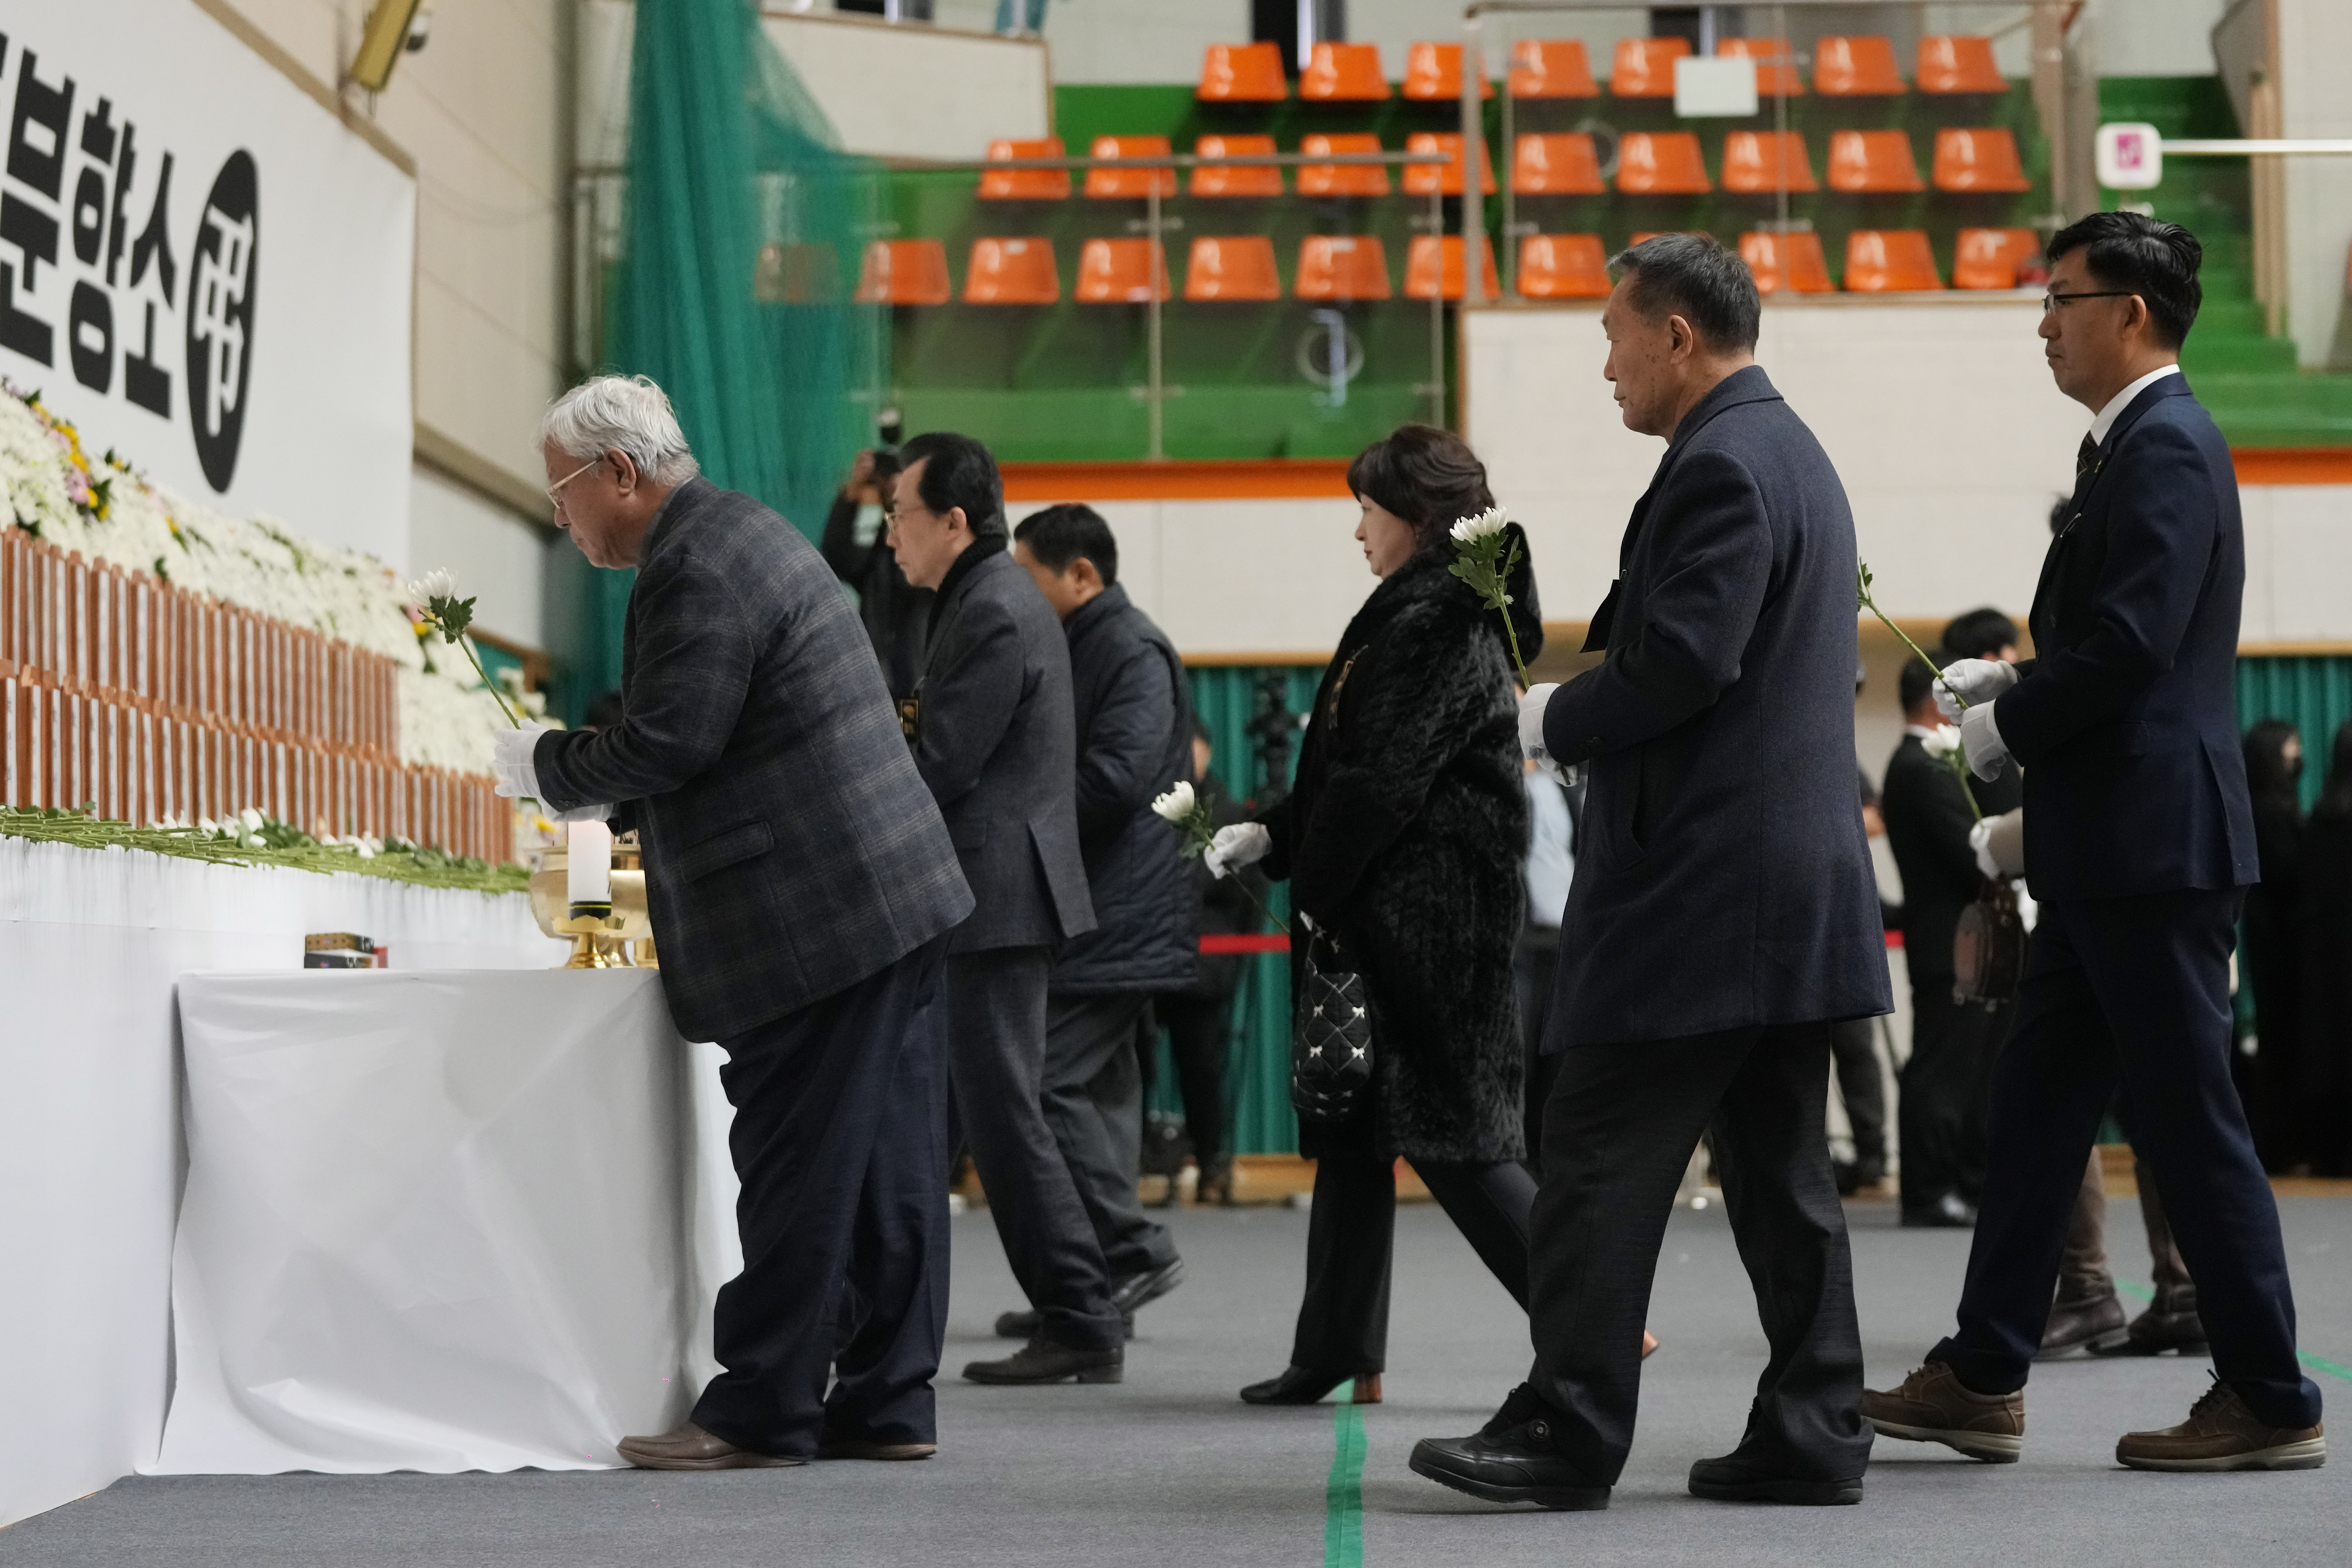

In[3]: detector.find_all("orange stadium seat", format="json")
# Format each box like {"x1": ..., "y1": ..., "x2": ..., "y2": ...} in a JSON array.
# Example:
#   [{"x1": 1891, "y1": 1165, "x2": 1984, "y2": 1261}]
[
  {"x1": 1295, "y1": 236, "x2": 1392, "y2": 300},
  {"x1": 1917, "y1": 36, "x2": 2007, "y2": 95},
  {"x1": 963, "y1": 237, "x2": 1059, "y2": 303},
  {"x1": 1405, "y1": 234, "x2": 1501, "y2": 300},
  {"x1": 978, "y1": 137, "x2": 1070, "y2": 200},
  {"x1": 1517, "y1": 233, "x2": 1613, "y2": 298},
  {"x1": 1197, "y1": 41, "x2": 1288, "y2": 102},
  {"x1": 1827, "y1": 129, "x2": 1924, "y2": 192},
  {"x1": 1084, "y1": 136, "x2": 1177, "y2": 199},
  {"x1": 1845, "y1": 229, "x2": 1943, "y2": 291},
  {"x1": 1189, "y1": 134, "x2": 1284, "y2": 197},
  {"x1": 1298, "y1": 133, "x2": 1392, "y2": 197},
  {"x1": 1717, "y1": 37, "x2": 1803, "y2": 96},
  {"x1": 1616, "y1": 131, "x2": 1711, "y2": 194},
  {"x1": 1611, "y1": 37, "x2": 1690, "y2": 97},
  {"x1": 1721, "y1": 131, "x2": 1817, "y2": 193},
  {"x1": 1512, "y1": 133, "x2": 1606, "y2": 195},
  {"x1": 1183, "y1": 235, "x2": 1283, "y2": 301},
  {"x1": 1402, "y1": 42, "x2": 1494, "y2": 101},
  {"x1": 1074, "y1": 238, "x2": 1170, "y2": 302},
  {"x1": 1300, "y1": 42, "x2": 1389, "y2": 102},
  {"x1": 1508, "y1": 39, "x2": 1598, "y2": 98},
  {"x1": 1740, "y1": 230, "x2": 1834, "y2": 294},
  {"x1": 1814, "y1": 36, "x2": 1906, "y2": 96},
  {"x1": 853, "y1": 239, "x2": 952, "y2": 306},
  {"x1": 1933, "y1": 127, "x2": 2032, "y2": 192},
  {"x1": 1403, "y1": 133, "x2": 1497, "y2": 197},
  {"x1": 1952, "y1": 226, "x2": 2042, "y2": 289},
  {"x1": 1628, "y1": 230, "x2": 1713, "y2": 246}
]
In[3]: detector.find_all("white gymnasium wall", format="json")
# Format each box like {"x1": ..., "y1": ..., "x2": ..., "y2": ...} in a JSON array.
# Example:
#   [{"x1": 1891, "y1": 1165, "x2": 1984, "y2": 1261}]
[
  {"x1": 763, "y1": 11, "x2": 1050, "y2": 156},
  {"x1": 2240, "y1": 483, "x2": 2352, "y2": 644},
  {"x1": 407, "y1": 465, "x2": 552, "y2": 646},
  {"x1": 2276, "y1": 0, "x2": 2352, "y2": 370}
]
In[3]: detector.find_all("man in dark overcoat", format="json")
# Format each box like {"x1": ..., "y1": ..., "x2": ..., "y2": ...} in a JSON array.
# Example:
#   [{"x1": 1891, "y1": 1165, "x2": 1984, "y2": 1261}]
[
  {"x1": 505, "y1": 375, "x2": 974, "y2": 1469},
  {"x1": 886, "y1": 433, "x2": 1127, "y2": 1386},
  {"x1": 1409, "y1": 234, "x2": 1891, "y2": 1510},
  {"x1": 1864, "y1": 212, "x2": 2323, "y2": 1472}
]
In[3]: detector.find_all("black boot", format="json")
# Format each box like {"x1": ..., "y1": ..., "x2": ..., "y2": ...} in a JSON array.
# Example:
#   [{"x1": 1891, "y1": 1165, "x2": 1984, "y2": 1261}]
[
  {"x1": 1689, "y1": 1451, "x2": 1863, "y2": 1505},
  {"x1": 1239, "y1": 1366, "x2": 1381, "y2": 1406},
  {"x1": 2037, "y1": 1290, "x2": 2128, "y2": 1358},
  {"x1": 962, "y1": 1336, "x2": 1123, "y2": 1385},
  {"x1": 2089, "y1": 1304, "x2": 2208, "y2": 1357},
  {"x1": 1407, "y1": 1385, "x2": 1610, "y2": 1510}
]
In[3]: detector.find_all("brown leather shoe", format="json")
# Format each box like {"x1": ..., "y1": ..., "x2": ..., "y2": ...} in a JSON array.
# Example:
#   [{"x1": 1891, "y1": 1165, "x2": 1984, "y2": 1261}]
[
  {"x1": 2116, "y1": 1377, "x2": 2325, "y2": 1472},
  {"x1": 2038, "y1": 1290, "x2": 2129, "y2": 1359},
  {"x1": 2088, "y1": 1304, "x2": 2208, "y2": 1358},
  {"x1": 615, "y1": 1421, "x2": 804, "y2": 1471},
  {"x1": 818, "y1": 1430, "x2": 937, "y2": 1461},
  {"x1": 1860, "y1": 1361, "x2": 2024, "y2": 1462}
]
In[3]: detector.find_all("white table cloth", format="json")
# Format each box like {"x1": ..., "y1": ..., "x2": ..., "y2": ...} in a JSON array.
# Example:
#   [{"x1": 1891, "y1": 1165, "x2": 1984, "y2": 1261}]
[{"x1": 152, "y1": 968, "x2": 739, "y2": 1474}]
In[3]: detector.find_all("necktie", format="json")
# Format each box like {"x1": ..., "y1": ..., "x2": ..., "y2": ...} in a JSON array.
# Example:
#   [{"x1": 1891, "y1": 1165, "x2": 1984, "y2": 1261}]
[{"x1": 2076, "y1": 434, "x2": 2099, "y2": 477}]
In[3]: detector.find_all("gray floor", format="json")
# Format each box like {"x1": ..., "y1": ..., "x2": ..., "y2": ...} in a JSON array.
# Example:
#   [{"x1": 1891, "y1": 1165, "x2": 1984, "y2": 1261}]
[{"x1": 7, "y1": 1193, "x2": 2351, "y2": 1567}]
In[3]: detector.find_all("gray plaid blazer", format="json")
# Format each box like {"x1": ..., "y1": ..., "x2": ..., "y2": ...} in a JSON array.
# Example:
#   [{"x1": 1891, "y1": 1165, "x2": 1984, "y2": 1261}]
[{"x1": 535, "y1": 478, "x2": 973, "y2": 1042}]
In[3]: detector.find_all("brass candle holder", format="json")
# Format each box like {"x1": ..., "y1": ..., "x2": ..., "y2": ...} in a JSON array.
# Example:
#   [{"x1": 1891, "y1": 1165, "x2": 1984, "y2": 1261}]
[{"x1": 529, "y1": 834, "x2": 657, "y2": 969}]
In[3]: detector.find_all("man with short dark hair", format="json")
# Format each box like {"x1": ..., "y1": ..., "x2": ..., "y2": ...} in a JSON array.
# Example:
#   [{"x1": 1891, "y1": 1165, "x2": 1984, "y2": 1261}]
[
  {"x1": 1412, "y1": 233, "x2": 1890, "y2": 1510},
  {"x1": 1864, "y1": 212, "x2": 2324, "y2": 1472},
  {"x1": 887, "y1": 433, "x2": 1129, "y2": 1387},
  {"x1": 991, "y1": 503, "x2": 1194, "y2": 1338}
]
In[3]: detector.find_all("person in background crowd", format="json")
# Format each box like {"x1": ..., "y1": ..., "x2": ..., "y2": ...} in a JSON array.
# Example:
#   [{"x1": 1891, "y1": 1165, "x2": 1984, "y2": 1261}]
[
  {"x1": 511, "y1": 375, "x2": 973, "y2": 1470},
  {"x1": 1416, "y1": 236, "x2": 1888, "y2": 1510},
  {"x1": 2300, "y1": 718, "x2": 2352, "y2": 1177},
  {"x1": 1516, "y1": 735, "x2": 1580, "y2": 1177},
  {"x1": 886, "y1": 432, "x2": 1126, "y2": 1388},
  {"x1": 1831, "y1": 669, "x2": 1890, "y2": 1197},
  {"x1": 2240, "y1": 719, "x2": 2307, "y2": 1170},
  {"x1": 1206, "y1": 425, "x2": 1543, "y2": 1410},
  {"x1": 1149, "y1": 719, "x2": 1259, "y2": 1207},
  {"x1": 821, "y1": 448, "x2": 931, "y2": 698},
  {"x1": 992, "y1": 504, "x2": 1194, "y2": 1341},
  {"x1": 1867, "y1": 211, "x2": 2322, "y2": 1472}
]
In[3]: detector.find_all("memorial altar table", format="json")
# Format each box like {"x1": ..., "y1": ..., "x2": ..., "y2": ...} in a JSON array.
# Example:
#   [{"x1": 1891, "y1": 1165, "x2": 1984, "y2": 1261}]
[{"x1": 153, "y1": 968, "x2": 736, "y2": 1475}]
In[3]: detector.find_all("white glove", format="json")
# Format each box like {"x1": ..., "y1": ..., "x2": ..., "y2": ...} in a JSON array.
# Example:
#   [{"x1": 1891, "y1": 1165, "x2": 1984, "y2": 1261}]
[
  {"x1": 1518, "y1": 682, "x2": 1564, "y2": 783},
  {"x1": 1972, "y1": 807, "x2": 2026, "y2": 880},
  {"x1": 1959, "y1": 700, "x2": 2009, "y2": 782},
  {"x1": 1933, "y1": 658, "x2": 2019, "y2": 722},
  {"x1": 1205, "y1": 822, "x2": 1271, "y2": 880},
  {"x1": 492, "y1": 721, "x2": 611, "y2": 823}
]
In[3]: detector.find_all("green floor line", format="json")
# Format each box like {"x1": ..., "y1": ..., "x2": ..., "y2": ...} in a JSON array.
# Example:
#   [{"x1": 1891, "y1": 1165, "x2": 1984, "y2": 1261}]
[
  {"x1": 1324, "y1": 1384, "x2": 1368, "y2": 1568},
  {"x1": 2116, "y1": 1278, "x2": 2352, "y2": 1383}
]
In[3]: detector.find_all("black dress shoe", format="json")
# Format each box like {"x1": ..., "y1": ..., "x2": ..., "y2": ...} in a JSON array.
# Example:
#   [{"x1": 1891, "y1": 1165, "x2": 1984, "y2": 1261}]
[
  {"x1": 1901, "y1": 1192, "x2": 1978, "y2": 1228},
  {"x1": 1407, "y1": 1385, "x2": 1609, "y2": 1511},
  {"x1": 962, "y1": 1336, "x2": 1123, "y2": 1385},
  {"x1": 2037, "y1": 1291, "x2": 2129, "y2": 1359},
  {"x1": 1688, "y1": 1453, "x2": 1862, "y2": 1505},
  {"x1": 994, "y1": 1306, "x2": 1133, "y2": 1340},
  {"x1": 1240, "y1": 1366, "x2": 1382, "y2": 1406},
  {"x1": 1110, "y1": 1258, "x2": 1185, "y2": 1316},
  {"x1": 1834, "y1": 1158, "x2": 1886, "y2": 1196},
  {"x1": 2089, "y1": 1305, "x2": 2209, "y2": 1358}
]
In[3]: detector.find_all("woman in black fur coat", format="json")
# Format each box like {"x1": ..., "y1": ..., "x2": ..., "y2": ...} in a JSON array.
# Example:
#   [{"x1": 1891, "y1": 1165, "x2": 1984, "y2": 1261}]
[{"x1": 1213, "y1": 426, "x2": 1543, "y2": 1406}]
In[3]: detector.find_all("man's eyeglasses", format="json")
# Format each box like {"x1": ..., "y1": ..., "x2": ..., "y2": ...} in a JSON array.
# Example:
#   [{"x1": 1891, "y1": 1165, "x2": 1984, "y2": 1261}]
[
  {"x1": 545, "y1": 456, "x2": 602, "y2": 510},
  {"x1": 2041, "y1": 290, "x2": 2136, "y2": 314}
]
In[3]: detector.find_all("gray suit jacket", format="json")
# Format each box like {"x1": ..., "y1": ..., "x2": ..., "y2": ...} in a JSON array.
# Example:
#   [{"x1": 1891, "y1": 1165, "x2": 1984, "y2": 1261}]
[
  {"x1": 909, "y1": 543, "x2": 1096, "y2": 953},
  {"x1": 534, "y1": 478, "x2": 973, "y2": 1042}
]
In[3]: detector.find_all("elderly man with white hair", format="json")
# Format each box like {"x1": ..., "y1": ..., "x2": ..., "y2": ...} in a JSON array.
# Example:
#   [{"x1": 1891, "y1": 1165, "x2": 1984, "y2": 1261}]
[{"x1": 498, "y1": 374, "x2": 974, "y2": 1470}]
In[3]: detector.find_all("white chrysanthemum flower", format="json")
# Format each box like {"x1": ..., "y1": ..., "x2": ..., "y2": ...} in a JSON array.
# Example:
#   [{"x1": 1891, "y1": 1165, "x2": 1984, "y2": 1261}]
[
  {"x1": 1449, "y1": 505, "x2": 1508, "y2": 545},
  {"x1": 197, "y1": 816, "x2": 217, "y2": 835},
  {"x1": 1151, "y1": 780, "x2": 1196, "y2": 823},
  {"x1": 1920, "y1": 724, "x2": 1963, "y2": 760},
  {"x1": 403, "y1": 567, "x2": 457, "y2": 605},
  {"x1": 239, "y1": 806, "x2": 265, "y2": 832}
]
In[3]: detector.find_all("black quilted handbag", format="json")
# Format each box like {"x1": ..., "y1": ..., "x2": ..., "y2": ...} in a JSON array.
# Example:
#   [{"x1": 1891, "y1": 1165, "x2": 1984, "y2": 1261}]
[
  {"x1": 1951, "y1": 877, "x2": 2025, "y2": 1009},
  {"x1": 1291, "y1": 916, "x2": 1374, "y2": 1124}
]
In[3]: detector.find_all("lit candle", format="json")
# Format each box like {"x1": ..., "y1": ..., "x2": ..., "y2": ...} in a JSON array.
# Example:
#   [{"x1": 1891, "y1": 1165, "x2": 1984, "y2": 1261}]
[{"x1": 567, "y1": 820, "x2": 613, "y2": 908}]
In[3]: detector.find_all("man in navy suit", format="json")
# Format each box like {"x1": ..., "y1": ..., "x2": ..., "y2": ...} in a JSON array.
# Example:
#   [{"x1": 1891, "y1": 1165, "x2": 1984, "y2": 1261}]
[
  {"x1": 1408, "y1": 234, "x2": 1891, "y2": 1511},
  {"x1": 1863, "y1": 212, "x2": 2324, "y2": 1472}
]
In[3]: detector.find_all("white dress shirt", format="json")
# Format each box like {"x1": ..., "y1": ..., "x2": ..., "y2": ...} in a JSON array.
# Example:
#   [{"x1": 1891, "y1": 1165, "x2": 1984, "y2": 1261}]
[
  {"x1": 1522, "y1": 771, "x2": 1575, "y2": 930},
  {"x1": 2087, "y1": 363, "x2": 2180, "y2": 449}
]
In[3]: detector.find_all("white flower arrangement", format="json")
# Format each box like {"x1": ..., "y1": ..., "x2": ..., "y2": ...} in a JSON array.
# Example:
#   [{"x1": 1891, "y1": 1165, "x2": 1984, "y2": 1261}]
[{"x1": 0, "y1": 383, "x2": 524, "y2": 774}]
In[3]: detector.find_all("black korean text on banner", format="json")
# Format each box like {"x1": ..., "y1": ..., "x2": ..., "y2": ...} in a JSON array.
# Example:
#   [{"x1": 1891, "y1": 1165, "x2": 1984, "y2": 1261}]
[{"x1": 187, "y1": 149, "x2": 254, "y2": 491}]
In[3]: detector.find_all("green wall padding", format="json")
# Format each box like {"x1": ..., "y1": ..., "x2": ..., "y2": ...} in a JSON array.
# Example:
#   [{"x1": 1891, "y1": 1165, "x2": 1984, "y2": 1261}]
[{"x1": 2237, "y1": 655, "x2": 2352, "y2": 813}]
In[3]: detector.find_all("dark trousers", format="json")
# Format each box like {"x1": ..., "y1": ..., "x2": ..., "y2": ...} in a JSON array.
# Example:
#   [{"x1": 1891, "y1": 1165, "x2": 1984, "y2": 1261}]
[
  {"x1": 945, "y1": 948, "x2": 1124, "y2": 1350},
  {"x1": 1828, "y1": 1016, "x2": 1886, "y2": 1168},
  {"x1": 1528, "y1": 1023, "x2": 1869, "y2": 1486},
  {"x1": 1043, "y1": 992, "x2": 1177, "y2": 1279},
  {"x1": 692, "y1": 935, "x2": 950, "y2": 1457},
  {"x1": 1149, "y1": 989, "x2": 1233, "y2": 1167},
  {"x1": 1932, "y1": 889, "x2": 2321, "y2": 1429},
  {"x1": 1292, "y1": 1149, "x2": 1537, "y2": 1374},
  {"x1": 1900, "y1": 987, "x2": 2001, "y2": 1211},
  {"x1": 1515, "y1": 927, "x2": 1563, "y2": 1174}
]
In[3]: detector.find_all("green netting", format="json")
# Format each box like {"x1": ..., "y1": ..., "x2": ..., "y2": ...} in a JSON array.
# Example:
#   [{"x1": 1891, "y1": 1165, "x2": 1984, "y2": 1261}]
[{"x1": 609, "y1": 0, "x2": 880, "y2": 540}]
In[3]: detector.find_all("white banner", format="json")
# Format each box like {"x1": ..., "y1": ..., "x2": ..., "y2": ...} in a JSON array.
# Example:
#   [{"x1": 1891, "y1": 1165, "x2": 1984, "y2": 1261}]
[{"x1": 0, "y1": 1, "x2": 414, "y2": 562}]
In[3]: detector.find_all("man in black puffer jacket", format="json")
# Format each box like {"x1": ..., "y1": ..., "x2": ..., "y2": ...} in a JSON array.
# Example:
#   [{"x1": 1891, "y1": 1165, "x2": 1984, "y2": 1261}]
[{"x1": 999, "y1": 505, "x2": 1196, "y2": 1335}]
